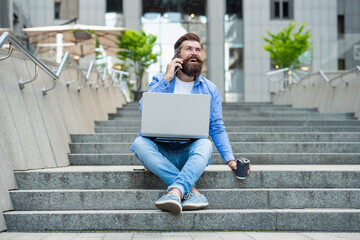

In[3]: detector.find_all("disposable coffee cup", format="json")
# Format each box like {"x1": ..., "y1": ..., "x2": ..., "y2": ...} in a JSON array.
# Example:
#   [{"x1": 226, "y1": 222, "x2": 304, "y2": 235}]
[{"x1": 236, "y1": 157, "x2": 250, "y2": 179}]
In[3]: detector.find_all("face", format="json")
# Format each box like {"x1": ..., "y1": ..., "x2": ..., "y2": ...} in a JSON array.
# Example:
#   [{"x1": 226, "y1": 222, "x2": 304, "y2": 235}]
[{"x1": 178, "y1": 40, "x2": 203, "y2": 78}]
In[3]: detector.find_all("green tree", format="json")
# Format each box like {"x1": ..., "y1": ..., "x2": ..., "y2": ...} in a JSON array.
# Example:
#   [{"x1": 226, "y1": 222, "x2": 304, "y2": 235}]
[
  {"x1": 263, "y1": 22, "x2": 311, "y2": 69},
  {"x1": 117, "y1": 29, "x2": 160, "y2": 91}
]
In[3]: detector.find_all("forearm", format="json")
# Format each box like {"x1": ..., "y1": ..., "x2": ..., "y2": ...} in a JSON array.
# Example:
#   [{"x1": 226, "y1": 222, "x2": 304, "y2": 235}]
[{"x1": 211, "y1": 129, "x2": 234, "y2": 164}]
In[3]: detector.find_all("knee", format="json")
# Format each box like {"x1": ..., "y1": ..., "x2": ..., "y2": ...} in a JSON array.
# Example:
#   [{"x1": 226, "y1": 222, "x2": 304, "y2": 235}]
[
  {"x1": 132, "y1": 137, "x2": 143, "y2": 153},
  {"x1": 133, "y1": 136, "x2": 153, "y2": 155},
  {"x1": 197, "y1": 138, "x2": 213, "y2": 153},
  {"x1": 192, "y1": 138, "x2": 213, "y2": 162}
]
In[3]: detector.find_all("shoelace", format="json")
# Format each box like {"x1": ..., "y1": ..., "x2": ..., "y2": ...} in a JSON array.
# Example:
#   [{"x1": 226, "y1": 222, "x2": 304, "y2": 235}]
[
  {"x1": 183, "y1": 192, "x2": 195, "y2": 200},
  {"x1": 169, "y1": 192, "x2": 181, "y2": 202}
]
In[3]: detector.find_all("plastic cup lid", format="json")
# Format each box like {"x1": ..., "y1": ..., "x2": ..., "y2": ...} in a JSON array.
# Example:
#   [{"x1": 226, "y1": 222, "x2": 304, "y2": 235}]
[{"x1": 236, "y1": 157, "x2": 250, "y2": 164}]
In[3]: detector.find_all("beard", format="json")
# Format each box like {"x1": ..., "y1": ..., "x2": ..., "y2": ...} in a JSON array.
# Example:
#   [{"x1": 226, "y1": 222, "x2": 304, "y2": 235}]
[{"x1": 181, "y1": 54, "x2": 203, "y2": 78}]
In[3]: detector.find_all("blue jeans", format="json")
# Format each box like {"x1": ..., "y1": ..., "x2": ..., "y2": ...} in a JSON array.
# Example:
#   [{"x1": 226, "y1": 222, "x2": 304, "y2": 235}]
[{"x1": 132, "y1": 136, "x2": 213, "y2": 198}]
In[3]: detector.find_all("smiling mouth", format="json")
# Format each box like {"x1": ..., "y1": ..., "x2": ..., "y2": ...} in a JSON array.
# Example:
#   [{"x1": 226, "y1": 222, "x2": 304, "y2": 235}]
[{"x1": 190, "y1": 59, "x2": 197, "y2": 62}]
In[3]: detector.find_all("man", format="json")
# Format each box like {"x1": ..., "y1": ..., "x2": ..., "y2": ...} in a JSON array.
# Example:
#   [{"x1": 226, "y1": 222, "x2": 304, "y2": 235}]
[{"x1": 131, "y1": 33, "x2": 251, "y2": 214}]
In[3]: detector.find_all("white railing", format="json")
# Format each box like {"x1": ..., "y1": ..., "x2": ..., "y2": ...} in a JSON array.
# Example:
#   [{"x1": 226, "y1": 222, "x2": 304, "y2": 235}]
[
  {"x1": 0, "y1": 31, "x2": 129, "y2": 95},
  {"x1": 266, "y1": 68, "x2": 301, "y2": 93},
  {"x1": 267, "y1": 66, "x2": 360, "y2": 93}
]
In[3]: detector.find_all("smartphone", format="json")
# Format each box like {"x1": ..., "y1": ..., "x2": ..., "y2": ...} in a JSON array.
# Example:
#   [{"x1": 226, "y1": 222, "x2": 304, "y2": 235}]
[{"x1": 172, "y1": 50, "x2": 182, "y2": 74}]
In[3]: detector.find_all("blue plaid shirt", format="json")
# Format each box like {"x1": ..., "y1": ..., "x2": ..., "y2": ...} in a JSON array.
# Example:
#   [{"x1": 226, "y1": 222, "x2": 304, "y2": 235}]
[{"x1": 130, "y1": 73, "x2": 235, "y2": 164}]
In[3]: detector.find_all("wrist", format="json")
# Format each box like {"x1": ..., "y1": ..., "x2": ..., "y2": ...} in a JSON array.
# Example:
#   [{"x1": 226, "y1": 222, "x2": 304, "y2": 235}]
[
  {"x1": 227, "y1": 159, "x2": 235, "y2": 165},
  {"x1": 164, "y1": 74, "x2": 172, "y2": 82}
]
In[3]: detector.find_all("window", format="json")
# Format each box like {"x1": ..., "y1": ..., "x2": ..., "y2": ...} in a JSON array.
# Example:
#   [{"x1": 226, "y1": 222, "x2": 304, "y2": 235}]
[
  {"x1": 338, "y1": 15, "x2": 345, "y2": 35},
  {"x1": 225, "y1": 0, "x2": 244, "y2": 102},
  {"x1": 338, "y1": 59, "x2": 345, "y2": 70},
  {"x1": 107, "y1": 0, "x2": 122, "y2": 13},
  {"x1": 274, "y1": 2, "x2": 280, "y2": 18},
  {"x1": 270, "y1": 0, "x2": 293, "y2": 20},
  {"x1": 282, "y1": 1, "x2": 289, "y2": 18},
  {"x1": 105, "y1": 0, "x2": 124, "y2": 27},
  {"x1": 226, "y1": 0, "x2": 242, "y2": 19},
  {"x1": 55, "y1": 1, "x2": 61, "y2": 19},
  {"x1": 54, "y1": 0, "x2": 78, "y2": 20}
]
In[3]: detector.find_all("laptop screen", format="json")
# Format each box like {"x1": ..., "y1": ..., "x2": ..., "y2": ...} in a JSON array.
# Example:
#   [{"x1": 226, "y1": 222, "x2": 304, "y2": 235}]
[{"x1": 141, "y1": 92, "x2": 211, "y2": 140}]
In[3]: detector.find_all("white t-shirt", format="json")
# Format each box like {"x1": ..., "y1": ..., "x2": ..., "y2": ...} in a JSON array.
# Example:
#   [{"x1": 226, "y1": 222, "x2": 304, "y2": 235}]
[{"x1": 174, "y1": 77, "x2": 194, "y2": 94}]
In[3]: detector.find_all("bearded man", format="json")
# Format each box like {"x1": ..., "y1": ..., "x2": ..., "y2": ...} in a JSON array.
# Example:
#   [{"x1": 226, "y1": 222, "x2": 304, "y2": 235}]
[{"x1": 131, "y1": 33, "x2": 250, "y2": 214}]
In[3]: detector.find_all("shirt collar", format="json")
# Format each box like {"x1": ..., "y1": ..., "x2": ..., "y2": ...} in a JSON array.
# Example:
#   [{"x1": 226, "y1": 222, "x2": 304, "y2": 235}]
[
  {"x1": 194, "y1": 75, "x2": 204, "y2": 87},
  {"x1": 171, "y1": 75, "x2": 204, "y2": 86}
]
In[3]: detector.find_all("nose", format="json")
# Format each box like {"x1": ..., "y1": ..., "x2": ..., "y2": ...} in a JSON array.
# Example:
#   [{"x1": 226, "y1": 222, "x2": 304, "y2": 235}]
[
  {"x1": 193, "y1": 49, "x2": 201, "y2": 55},
  {"x1": 190, "y1": 50, "x2": 200, "y2": 57}
]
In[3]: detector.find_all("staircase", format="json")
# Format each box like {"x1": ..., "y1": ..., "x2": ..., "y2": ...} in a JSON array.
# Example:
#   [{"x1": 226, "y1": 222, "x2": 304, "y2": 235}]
[{"x1": 4, "y1": 102, "x2": 360, "y2": 231}]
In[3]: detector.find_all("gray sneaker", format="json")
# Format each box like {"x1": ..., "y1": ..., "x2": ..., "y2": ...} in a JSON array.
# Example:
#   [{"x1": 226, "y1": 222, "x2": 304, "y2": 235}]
[
  {"x1": 182, "y1": 192, "x2": 209, "y2": 210},
  {"x1": 155, "y1": 193, "x2": 182, "y2": 214}
]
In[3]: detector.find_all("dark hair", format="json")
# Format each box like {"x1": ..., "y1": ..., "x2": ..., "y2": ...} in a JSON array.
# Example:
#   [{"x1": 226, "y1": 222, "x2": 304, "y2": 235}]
[{"x1": 174, "y1": 33, "x2": 201, "y2": 51}]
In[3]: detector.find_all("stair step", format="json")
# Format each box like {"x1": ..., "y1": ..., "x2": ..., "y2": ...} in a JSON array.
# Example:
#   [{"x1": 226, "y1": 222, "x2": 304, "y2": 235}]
[
  {"x1": 124, "y1": 102, "x2": 274, "y2": 106},
  {"x1": 4, "y1": 209, "x2": 359, "y2": 231},
  {"x1": 70, "y1": 132, "x2": 360, "y2": 143},
  {"x1": 94, "y1": 120, "x2": 360, "y2": 127},
  {"x1": 10, "y1": 188, "x2": 359, "y2": 211},
  {"x1": 7, "y1": 100, "x2": 360, "y2": 232},
  {"x1": 120, "y1": 107, "x2": 319, "y2": 112},
  {"x1": 119, "y1": 104, "x2": 318, "y2": 111},
  {"x1": 13, "y1": 165, "x2": 360, "y2": 190},
  {"x1": 110, "y1": 116, "x2": 355, "y2": 121},
  {"x1": 108, "y1": 112, "x2": 354, "y2": 118},
  {"x1": 68, "y1": 153, "x2": 360, "y2": 165},
  {"x1": 120, "y1": 103, "x2": 286, "y2": 108},
  {"x1": 69, "y1": 142, "x2": 360, "y2": 153},
  {"x1": 94, "y1": 126, "x2": 360, "y2": 133}
]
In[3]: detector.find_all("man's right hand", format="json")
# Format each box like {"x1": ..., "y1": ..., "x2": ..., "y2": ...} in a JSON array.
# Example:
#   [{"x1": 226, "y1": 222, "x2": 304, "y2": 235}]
[
  {"x1": 164, "y1": 58, "x2": 183, "y2": 82},
  {"x1": 227, "y1": 160, "x2": 251, "y2": 175}
]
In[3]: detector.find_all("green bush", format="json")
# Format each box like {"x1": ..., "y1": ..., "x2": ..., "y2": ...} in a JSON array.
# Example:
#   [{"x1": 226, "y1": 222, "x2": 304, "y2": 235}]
[
  {"x1": 117, "y1": 29, "x2": 160, "y2": 91},
  {"x1": 263, "y1": 22, "x2": 311, "y2": 69}
]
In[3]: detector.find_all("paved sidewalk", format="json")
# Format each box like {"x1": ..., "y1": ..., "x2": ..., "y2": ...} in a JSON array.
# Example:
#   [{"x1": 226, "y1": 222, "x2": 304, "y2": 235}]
[{"x1": 0, "y1": 232, "x2": 359, "y2": 240}]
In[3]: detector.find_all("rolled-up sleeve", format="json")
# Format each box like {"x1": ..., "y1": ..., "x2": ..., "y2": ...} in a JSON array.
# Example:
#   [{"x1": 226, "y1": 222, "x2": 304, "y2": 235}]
[{"x1": 209, "y1": 88, "x2": 235, "y2": 163}]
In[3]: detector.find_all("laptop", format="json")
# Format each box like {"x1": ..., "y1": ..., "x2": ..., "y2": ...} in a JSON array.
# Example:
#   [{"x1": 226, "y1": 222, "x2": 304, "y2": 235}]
[{"x1": 141, "y1": 92, "x2": 211, "y2": 141}]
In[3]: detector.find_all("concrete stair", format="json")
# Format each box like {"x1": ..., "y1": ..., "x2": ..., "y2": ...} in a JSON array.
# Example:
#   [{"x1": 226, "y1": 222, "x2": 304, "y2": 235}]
[{"x1": 4, "y1": 102, "x2": 360, "y2": 231}]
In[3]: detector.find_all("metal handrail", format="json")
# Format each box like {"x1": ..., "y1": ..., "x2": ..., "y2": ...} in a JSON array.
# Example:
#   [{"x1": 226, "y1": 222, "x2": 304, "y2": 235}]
[
  {"x1": 0, "y1": 31, "x2": 97, "y2": 95},
  {"x1": 0, "y1": 43, "x2": 13, "y2": 60},
  {"x1": 266, "y1": 67, "x2": 301, "y2": 82},
  {"x1": 299, "y1": 66, "x2": 360, "y2": 84},
  {"x1": 284, "y1": 66, "x2": 360, "y2": 90},
  {"x1": 103, "y1": 66, "x2": 118, "y2": 88},
  {"x1": 0, "y1": 32, "x2": 57, "y2": 95},
  {"x1": 112, "y1": 69, "x2": 130, "y2": 84},
  {"x1": 18, "y1": 64, "x2": 38, "y2": 89},
  {"x1": 102, "y1": 66, "x2": 108, "y2": 87},
  {"x1": 63, "y1": 52, "x2": 90, "y2": 91},
  {"x1": 100, "y1": 66, "x2": 111, "y2": 88},
  {"x1": 87, "y1": 61, "x2": 99, "y2": 87},
  {"x1": 319, "y1": 70, "x2": 330, "y2": 82},
  {"x1": 327, "y1": 65, "x2": 360, "y2": 83},
  {"x1": 266, "y1": 67, "x2": 290, "y2": 77}
]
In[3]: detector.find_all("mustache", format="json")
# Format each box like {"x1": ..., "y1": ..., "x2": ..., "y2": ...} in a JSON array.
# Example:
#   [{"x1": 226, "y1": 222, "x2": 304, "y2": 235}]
[{"x1": 184, "y1": 54, "x2": 203, "y2": 63}]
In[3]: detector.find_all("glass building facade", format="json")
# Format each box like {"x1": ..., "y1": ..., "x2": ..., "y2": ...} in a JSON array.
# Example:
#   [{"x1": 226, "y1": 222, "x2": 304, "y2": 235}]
[
  {"x1": 141, "y1": 0, "x2": 208, "y2": 84},
  {"x1": 224, "y1": 0, "x2": 244, "y2": 101}
]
